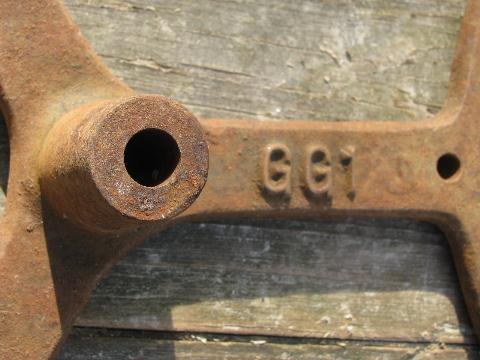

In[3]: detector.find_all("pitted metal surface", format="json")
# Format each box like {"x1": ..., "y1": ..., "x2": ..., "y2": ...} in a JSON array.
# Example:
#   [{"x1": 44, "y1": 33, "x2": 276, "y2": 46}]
[{"x1": 2, "y1": 0, "x2": 480, "y2": 358}]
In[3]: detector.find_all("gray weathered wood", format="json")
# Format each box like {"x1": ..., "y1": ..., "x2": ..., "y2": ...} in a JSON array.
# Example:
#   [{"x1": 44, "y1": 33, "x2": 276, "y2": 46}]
[
  {"x1": 59, "y1": 329, "x2": 478, "y2": 360},
  {"x1": 65, "y1": 0, "x2": 464, "y2": 121},
  {"x1": 76, "y1": 220, "x2": 475, "y2": 344},
  {"x1": 1, "y1": 0, "x2": 477, "y2": 357}
]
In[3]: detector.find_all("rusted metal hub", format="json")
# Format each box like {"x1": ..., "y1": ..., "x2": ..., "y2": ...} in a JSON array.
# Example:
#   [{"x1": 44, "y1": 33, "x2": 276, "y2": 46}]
[
  {"x1": 2, "y1": 0, "x2": 480, "y2": 359},
  {"x1": 40, "y1": 95, "x2": 208, "y2": 233}
]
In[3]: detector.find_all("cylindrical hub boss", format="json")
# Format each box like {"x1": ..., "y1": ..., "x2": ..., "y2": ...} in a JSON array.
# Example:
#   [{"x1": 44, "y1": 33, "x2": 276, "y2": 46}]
[{"x1": 40, "y1": 95, "x2": 209, "y2": 233}]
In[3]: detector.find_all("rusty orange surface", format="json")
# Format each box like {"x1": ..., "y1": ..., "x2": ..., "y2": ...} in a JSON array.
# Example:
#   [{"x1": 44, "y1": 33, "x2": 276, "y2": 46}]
[{"x1": 2, "y1": 0, "x2": 480, "y2": 358}]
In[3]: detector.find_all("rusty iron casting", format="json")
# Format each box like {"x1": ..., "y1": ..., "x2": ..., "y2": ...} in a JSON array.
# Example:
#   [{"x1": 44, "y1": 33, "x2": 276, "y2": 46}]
[{"x1": 2, "y1": 0, "x2": 480, "y2": 358}]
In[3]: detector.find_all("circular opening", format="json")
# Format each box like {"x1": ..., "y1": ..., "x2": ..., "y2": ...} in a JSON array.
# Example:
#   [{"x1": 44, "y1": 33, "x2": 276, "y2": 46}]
[
  {"x1": 270, "y1": 149, "x2": 286, "y2": 162},
  {"x1": 437, "y1": 153, "x2": 461, "y2": 181},
  {"x1": 124, "y1": 129, "x2": 180, "y2": 187},
  {"x1": 311, "y1": 150, "x2": 326, "y2": 164}
]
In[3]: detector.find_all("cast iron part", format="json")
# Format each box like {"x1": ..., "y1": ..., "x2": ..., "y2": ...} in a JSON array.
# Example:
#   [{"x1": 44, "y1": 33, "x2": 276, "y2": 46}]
[{"x1": 1, "y1": 0, "x2": 480, "y2": 358}]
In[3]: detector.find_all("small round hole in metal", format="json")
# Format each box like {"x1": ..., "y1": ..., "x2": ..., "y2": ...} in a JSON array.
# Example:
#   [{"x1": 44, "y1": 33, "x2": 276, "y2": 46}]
[
  {"x1": 437, "y1": 153, "x2": 461, "y2": 181},
  {"x1": 124, "y1": 128, "x2": 180, "y2": 187}
]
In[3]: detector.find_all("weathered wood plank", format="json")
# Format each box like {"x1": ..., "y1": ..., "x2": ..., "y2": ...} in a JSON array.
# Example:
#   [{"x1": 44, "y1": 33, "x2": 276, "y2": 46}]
[
  {"x1": 65, "y1": 0, "x2": 465, "y2": 121},
  {"x1": 75, "y1": 220, "x2": 475, "y2": 344},
  {"x1": 59, "y1": 329, "x2": 479, "y2": 360}
]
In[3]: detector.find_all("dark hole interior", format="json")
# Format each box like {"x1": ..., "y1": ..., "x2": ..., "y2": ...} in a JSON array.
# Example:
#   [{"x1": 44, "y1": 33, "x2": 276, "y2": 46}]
[
  {"x1": 124, "y1": 129, "x2": 180, "y2": 187},
  {"x1": 437, "y1": 153, "x2": 461, "y2": 180},
  {"x1": 270, "y1": 149, "x2": 285, "y2": 162},
  {"x1": 311, "y1": 150, "x2": 325, "y2": 164},
  {"x1": 272, "y1": 172, "x2": 285, "y2": 182}
]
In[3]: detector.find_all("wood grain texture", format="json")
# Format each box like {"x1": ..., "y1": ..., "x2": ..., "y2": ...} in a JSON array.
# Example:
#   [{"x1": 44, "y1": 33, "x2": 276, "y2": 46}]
[
  {"x1": 1, "y1": 0, "x2": 478, "y2": 358},
  {"x1": 59, "y1": 329, "x2": 479, "y2": 360},
  {"x1": 65, "y1": 0, "x2": 464, "y2": 121},
  {"x1": 76, "y1": 220, "x2": 475, "y2": 344}
]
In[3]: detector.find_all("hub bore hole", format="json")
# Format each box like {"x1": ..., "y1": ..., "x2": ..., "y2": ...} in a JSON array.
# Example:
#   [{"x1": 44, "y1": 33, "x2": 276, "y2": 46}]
[
  {"x1": 437, "y1": 153, "x2": 461, "y2": 181},
  {"x1": 124, "y1": 129, "x2": 180, "y2": 187}
]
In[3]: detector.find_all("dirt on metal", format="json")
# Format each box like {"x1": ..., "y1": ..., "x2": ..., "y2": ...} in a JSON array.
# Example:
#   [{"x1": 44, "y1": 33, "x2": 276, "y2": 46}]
[{"x1": 1, "y1": 0, "x2": 480, "y2": 359}]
